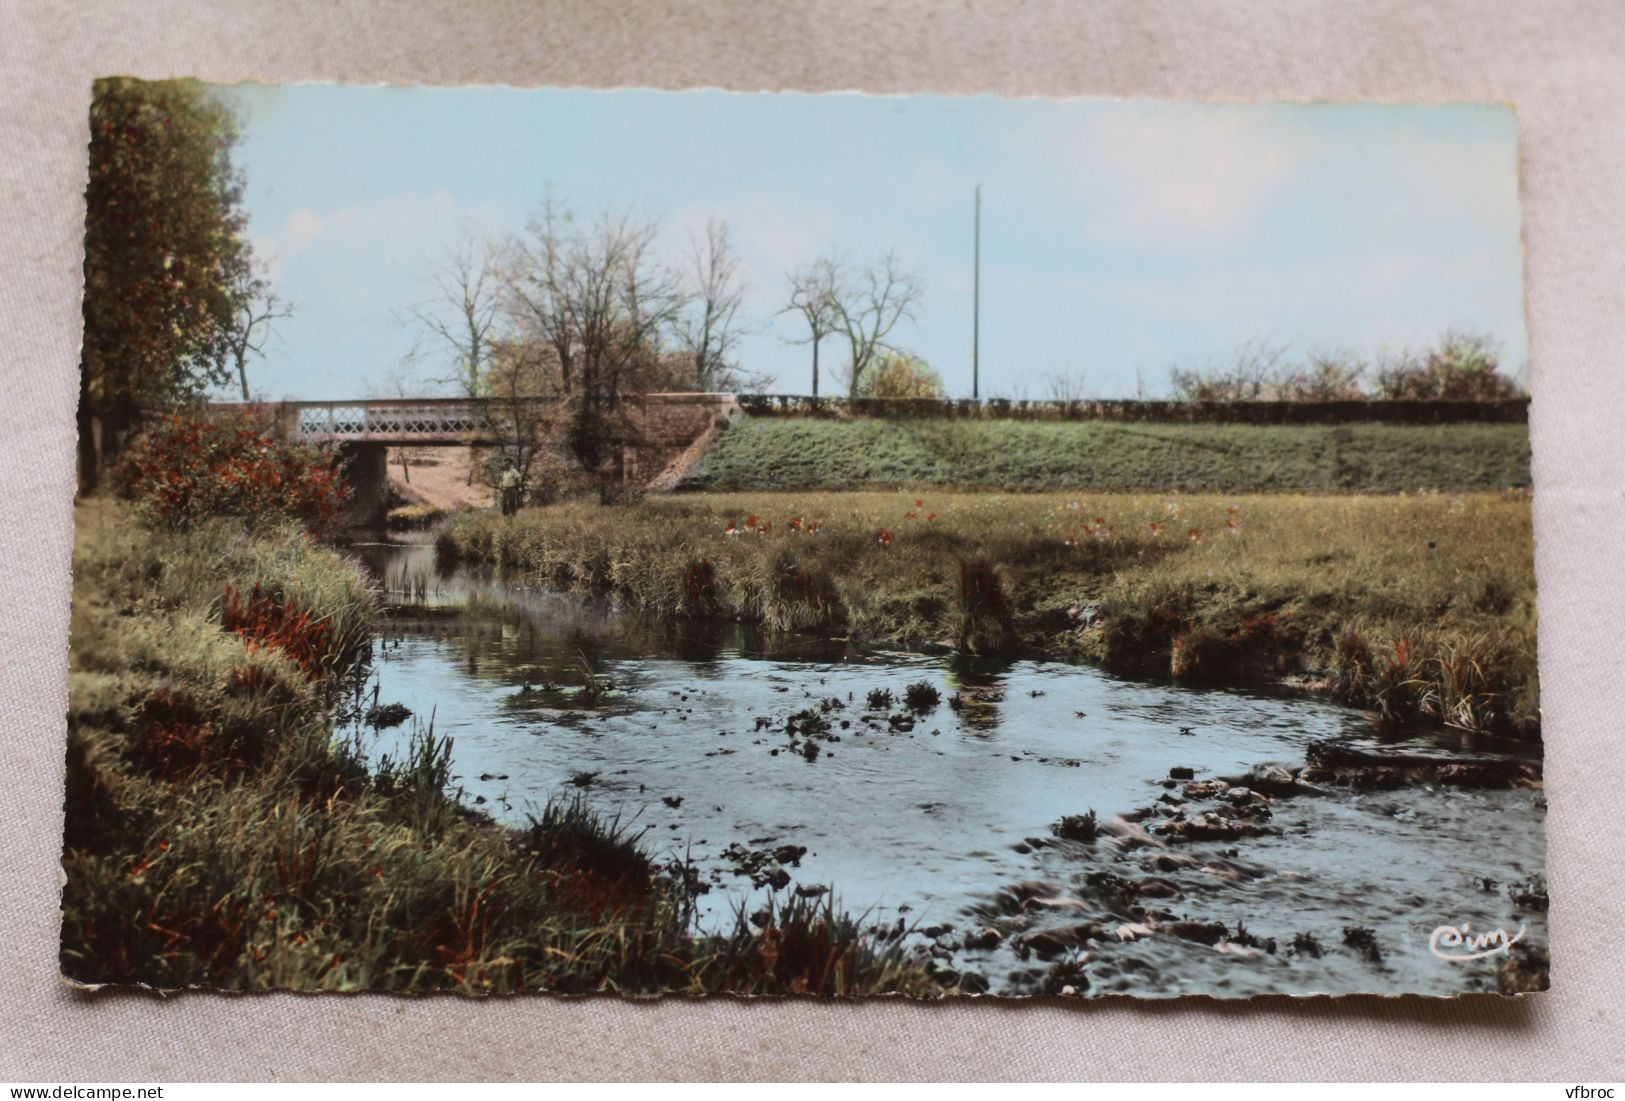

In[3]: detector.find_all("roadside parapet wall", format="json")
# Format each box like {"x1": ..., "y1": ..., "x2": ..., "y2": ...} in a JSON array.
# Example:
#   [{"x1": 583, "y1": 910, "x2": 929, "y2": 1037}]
[{"x1": 734, "y1": 395, "x2": 1529, "y2": 425}]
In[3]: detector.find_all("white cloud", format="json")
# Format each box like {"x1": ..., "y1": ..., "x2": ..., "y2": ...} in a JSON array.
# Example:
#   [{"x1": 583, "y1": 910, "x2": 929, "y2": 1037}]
[
  {"x1": 713, "y1": 194, "x2": 844, "y2": 276},
  {"x1": 1089, "y1": 114, "x2": 1290, "y2": 243},
  {"x1": 978, "y1": 242, "x2": 1524, "y2": 384},
  {"x1": 276, "y1": 192, "x2": 469, "y2": 257},
  {"x1": 1023, "y1": 107, "x2": 1295, "y2": 247},
  {"x1": 245, "y1": 231, "x2": 283, "y2": 281}
]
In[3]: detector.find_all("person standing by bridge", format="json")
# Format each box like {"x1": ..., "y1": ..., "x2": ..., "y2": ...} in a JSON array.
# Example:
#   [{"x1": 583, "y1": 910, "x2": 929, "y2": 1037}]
[{"x1": 499, "y1": 460, "x2": 522, "y2": 517}]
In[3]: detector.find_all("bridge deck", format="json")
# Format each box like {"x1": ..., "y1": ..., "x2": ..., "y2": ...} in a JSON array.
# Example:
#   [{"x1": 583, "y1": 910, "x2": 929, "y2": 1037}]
[
  {"x1": 201, "y1": 394, "x2": 736, "y2": 446},
  {"x1": 292, "y1": 401, "x2": 503, "y2": 444}
]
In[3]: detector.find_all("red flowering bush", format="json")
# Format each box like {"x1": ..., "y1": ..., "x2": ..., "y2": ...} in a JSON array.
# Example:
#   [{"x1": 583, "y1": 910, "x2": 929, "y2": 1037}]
[{"x1": 120, "y1": 409, "x2": 349, "y2": 532}]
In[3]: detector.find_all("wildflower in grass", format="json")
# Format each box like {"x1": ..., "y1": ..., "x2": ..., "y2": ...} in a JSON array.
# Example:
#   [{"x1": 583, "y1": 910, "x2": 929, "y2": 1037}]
[
  {"x1": 1063, "y1": 535, "x2": 1079, "y2": 547},
  {"x1": 1227, "y1": 502, "x2": 1241, "y2": 515},
  {"x1": 926, "y1": 513, "x2": 936, "y2": 522},
  {"x1": 758, "y1": 521, "x2": 773, "y2": 534},
  {"x1": 1148, "y1": 522, "x2": 1165, "y2": 537},
  {"x1": 904, "y1": 511, "x2": 918, "y2": 520},
  {"x1": 745, "y1": 515, "x2": 760, "y2": 529},
  {"x1": 914, "y1": 498, "x2": 924, "y2": 508},
  {"x1": 724, "y1": 520, "x2": 740, "y2": 536},
  {"x1": 875, "y1": 530, "x2": 895, "y2": 546},
  {"x1": 1225, "y1": 518, "x2": 1241, "y2": 536},
  {"x1": 1093, "y1": 526, "x2": 1113, "y2": 541},
  {"x1": 1093, "y1": 516, "x2": 1106, "y2": 526},
  {"x1": 789, "y1": 516, "x2": 802, "y2": 531},
  {"x1": 1188, "y1": 528, "x2": 1204, "y2": 543}
]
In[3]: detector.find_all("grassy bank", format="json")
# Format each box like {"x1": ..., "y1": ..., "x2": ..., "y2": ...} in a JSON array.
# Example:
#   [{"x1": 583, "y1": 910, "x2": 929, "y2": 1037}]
[
  {"x1": 684, "y1": 417, "x2": 1532, "y2": 492},
  {"x1": 63, "y1": 498, "x2": 935, "y2": 994},
  {"x1": 441, "y1": 490, "x2": 1538, "y2": 735}
]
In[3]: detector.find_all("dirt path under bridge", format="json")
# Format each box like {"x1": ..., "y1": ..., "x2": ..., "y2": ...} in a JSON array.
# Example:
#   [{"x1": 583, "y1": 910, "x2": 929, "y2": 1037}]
[{"x1": 386, "y1": 447, "x2": 494, "y2": 514}]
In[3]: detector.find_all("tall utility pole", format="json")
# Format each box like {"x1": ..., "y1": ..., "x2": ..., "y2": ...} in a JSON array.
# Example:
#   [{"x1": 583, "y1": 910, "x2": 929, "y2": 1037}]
[{"x1": 972, "y1": 184, "x2": 981, "y2": 401}]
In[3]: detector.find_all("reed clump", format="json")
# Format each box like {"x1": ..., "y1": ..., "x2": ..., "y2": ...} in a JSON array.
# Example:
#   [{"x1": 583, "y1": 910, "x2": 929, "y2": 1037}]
[{"x1": 439, "y1": 489, "x2": 1538, "y2": 735}]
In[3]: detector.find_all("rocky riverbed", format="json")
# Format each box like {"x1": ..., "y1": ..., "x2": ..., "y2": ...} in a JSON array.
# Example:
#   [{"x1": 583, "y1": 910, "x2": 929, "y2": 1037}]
[{"x1": 355, "y1": 543, "x2": 1547, "y2": 997}]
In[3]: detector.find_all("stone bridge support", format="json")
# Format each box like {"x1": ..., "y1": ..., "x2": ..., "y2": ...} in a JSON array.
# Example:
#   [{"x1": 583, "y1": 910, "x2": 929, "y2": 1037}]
[{"x1": 337, "y1": 441, "x2": 390, "y2": 531}]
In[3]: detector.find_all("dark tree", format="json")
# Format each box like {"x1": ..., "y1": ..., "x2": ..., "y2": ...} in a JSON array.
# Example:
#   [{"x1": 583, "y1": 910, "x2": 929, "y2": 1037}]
[
  {"x1": 79, "y1": 78, "x2": 255, "y2": 491},
  {"x1": 503, "y1": 204, "x2": 686, "y2": 471}
]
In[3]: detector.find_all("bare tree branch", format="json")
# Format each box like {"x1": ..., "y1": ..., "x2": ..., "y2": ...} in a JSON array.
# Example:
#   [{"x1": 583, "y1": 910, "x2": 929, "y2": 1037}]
[
  {"x1": 676, "y1": 219, "x2": 749, "y2": 391},
  {"x1": 499, "y1": 202, "x2": 688, "y2": 473},
  {"x1": 822, "y1": 250, "x2": 925, "y2": 399},
  {"x1": 221, "y1": 281, "x2": 293, "y2": 401},
  {"x1": 782, "y1": 258, "x2": 842, "y2": 397},
  {"x1": 405, "y1": 233, "x2": 502, "y2": 400}
]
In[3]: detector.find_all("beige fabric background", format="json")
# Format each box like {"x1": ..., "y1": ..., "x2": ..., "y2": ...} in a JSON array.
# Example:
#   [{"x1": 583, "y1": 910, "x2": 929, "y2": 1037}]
[{"x1": 3, "y1": 0, "x2": 1622, "y2": 1082}]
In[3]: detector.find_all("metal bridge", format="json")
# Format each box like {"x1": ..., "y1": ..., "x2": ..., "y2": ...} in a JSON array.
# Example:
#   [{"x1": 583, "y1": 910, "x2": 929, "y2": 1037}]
[
  {"x1": 287, "y1": 398, "x2": 510, "y2": 445},
  {"x1": 197, "y1": 395, "x2": 736, "y2": 527}
]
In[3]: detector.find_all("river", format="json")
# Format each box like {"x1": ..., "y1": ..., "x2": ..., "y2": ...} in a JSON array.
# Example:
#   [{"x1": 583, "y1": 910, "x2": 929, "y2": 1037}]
[{"x1": 346, "y1": 537, "x2": 1547, "y2": 998}]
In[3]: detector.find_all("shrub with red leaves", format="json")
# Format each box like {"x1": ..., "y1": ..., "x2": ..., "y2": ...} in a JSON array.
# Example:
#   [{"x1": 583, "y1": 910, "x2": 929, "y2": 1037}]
[
  {"x1": 222, "y1": 582, "x2": 338, "y2": 677},
  {"x1": 120, "y1": 409, "x2": 348, "y2": 532}
]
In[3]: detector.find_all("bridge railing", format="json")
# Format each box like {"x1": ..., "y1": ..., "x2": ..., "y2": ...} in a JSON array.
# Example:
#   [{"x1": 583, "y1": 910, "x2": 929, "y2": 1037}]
[
  {"x1": 197, "y1": 394, "x2": 740, "y2": 444},
  {"x1": 293, "y1": 400, "x2": 500, "y2": 441}
]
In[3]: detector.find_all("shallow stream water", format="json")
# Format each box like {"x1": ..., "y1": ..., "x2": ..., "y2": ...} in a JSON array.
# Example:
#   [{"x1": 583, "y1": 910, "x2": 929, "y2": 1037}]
[{"x1": 350, "y1": 538, "x2": 1546, "y2": 998}]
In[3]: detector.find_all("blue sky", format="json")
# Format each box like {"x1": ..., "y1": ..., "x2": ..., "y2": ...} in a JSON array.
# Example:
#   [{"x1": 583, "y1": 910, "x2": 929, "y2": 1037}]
[{"x1": 214, "y1": 84, "x2": 1526, "y2": 401}]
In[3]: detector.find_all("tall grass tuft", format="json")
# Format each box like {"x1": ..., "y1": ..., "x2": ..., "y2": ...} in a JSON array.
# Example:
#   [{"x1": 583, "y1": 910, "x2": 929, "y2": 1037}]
[
  {"x1": 958, "y1": 559, "x2": 1016, "y2": 654},
  {"x1": 437, "y1": 489, "x2": 1538, "y2": 735},
  {"x1": 698, "y1": 895, "x2": 939, "y2": 997}
]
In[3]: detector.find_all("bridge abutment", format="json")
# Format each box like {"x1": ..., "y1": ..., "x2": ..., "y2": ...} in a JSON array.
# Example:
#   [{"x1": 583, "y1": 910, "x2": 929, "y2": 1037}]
[{"x1": 337, "y1": 441, "x2": 390, "y2": 531}]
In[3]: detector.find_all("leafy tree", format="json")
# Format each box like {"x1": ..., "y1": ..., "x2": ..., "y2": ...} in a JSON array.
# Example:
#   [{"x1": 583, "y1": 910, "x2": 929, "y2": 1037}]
[
  {"x1": 482, "y1": 336, "x2": 565, "y2": 495},
  {"x1": 1374, "y1": 332, "x2": 1522, "y2": 400},
  {"x1": 1168, "y1": 341, "x2": 1290, "y2": 401},
  {"x1": 80, "y1": 78, "x2": 255, "y2": 491},
  {"x1": 857, "y1": 352, "x2": 944, "y2": 399},
  {"x1": 1171, "y1": 332, "x2": 1521, "y2": 403},
  {"x1": 1274, "y1": 352, "x2": 1364, "y2": 401}
]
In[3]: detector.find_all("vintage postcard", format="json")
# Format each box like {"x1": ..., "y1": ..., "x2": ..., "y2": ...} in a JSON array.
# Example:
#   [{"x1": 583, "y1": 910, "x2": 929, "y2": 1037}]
[{"x1": 64, "y1": 82, "x2": 1543, "y2": 997}]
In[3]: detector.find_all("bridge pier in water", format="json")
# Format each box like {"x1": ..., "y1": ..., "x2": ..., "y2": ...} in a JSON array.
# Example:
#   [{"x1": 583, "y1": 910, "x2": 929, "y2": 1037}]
[{"x1": 337, "y1": 441, "x2": 390, "y2": 531}]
